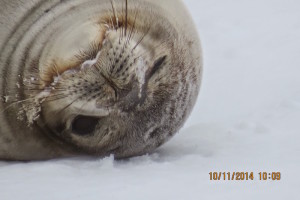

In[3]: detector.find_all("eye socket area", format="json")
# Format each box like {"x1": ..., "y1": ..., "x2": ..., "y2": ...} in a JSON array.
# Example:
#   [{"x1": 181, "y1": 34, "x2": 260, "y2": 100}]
[
  {"x1": 71, "y1": 115, "x2": 99, "y2": 136},
  {"x1": 147, "y1": 55, "x2": 167, "y2": 80}
]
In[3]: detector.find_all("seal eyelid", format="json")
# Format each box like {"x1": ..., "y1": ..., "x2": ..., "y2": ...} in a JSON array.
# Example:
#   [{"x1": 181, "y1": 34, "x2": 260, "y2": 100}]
[{"x1": 148, "y1": 55, "x2": 167, "y2": 79}]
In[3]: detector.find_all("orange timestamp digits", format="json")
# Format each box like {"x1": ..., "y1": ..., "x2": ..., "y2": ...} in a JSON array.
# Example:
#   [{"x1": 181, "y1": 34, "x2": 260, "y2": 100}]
[{"x1": 209, "y1": 172, "x2": 281, "y2": 181}]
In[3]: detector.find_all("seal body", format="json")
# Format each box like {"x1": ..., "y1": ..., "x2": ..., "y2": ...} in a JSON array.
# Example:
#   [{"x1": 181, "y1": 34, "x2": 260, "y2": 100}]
[{"x1": 0, "y1": 0, "x2": 202, "y2": 160}]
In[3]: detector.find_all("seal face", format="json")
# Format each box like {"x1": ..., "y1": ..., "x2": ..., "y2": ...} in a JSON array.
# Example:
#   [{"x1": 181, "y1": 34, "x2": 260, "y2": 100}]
[{"x1": 0, "y1": 0, "x2": 202, "y2": 160}]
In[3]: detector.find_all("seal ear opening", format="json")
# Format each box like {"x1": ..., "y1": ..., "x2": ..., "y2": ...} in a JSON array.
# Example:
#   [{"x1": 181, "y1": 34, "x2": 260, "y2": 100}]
[{"x1": 147, "y1": 55, "x2": 167, "y2": 79}]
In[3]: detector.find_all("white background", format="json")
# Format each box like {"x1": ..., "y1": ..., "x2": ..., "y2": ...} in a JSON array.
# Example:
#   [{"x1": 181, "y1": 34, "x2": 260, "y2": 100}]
[{"x1": 1, "y1": 0, "x2": 299, "y2": 199}]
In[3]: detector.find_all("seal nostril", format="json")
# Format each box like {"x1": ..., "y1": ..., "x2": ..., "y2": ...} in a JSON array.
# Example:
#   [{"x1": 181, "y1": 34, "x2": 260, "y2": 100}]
[{"x1": 72, "y1": 115, "x2": 99, "y2": 136}]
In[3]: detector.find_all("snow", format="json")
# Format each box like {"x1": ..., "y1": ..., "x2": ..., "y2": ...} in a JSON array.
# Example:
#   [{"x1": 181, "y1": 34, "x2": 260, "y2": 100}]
[{"x1": 1, "y1": 0, "x2": 299, "y2": 199}]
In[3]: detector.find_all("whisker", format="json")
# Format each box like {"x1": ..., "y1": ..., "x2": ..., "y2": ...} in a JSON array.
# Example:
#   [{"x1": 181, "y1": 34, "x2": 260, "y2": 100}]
[
  {"x1": 44, "y1": 95, "x2": 69, "y2": 103},
  {"x1": 53, "y1": 62, "x2": 60, "y2": 77},
  {"x1": 127, "y1": 7, "x2": 138, "y2": 45},
  {"x1": 125, "y1": 0, "x2": 128, "y2": 37},
  {"x1": 0, "y1": 97, "x2": 38, "y2": 114},
  {"x1": 121, "y1": 2, "x2": 125, "y2": 39},
  {"x1": 132, "y1": 25, "x2": 151, "y2": 51},
  {"x1": 24, "y1": 88, "x2": 47, "y2": 91},
  {"x1": 55, "y1": 95, "x2": 82, "y2": 115},
  {"x1": 23, "y1": 81, "x2": 44, "y2": 86},
  {"x1": 45, "y1": 92, "x2": 68, "y2": 99},
  {"x1": 110, "y1": 0, "x2": 119, "y2": 28}
]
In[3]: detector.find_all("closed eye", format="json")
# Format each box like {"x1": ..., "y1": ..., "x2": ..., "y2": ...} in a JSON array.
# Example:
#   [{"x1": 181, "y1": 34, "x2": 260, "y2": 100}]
[{"x1": 147, "y1": 55, "x2": 167, "y2": 79}]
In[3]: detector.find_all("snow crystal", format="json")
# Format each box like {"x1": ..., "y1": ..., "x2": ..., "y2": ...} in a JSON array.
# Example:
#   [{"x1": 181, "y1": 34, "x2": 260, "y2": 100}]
[
  {"x1": 16, "y1": 82, "x2": 20, "y2": 88},
  {"x1": 3, "y1": 96, "x2": 9, "y2": 103}
]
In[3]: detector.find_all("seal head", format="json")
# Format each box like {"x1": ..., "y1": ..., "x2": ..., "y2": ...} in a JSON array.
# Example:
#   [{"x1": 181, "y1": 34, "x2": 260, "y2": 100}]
[{"x1": 0, "y1": 0, "x2": 202, "y2": 160}]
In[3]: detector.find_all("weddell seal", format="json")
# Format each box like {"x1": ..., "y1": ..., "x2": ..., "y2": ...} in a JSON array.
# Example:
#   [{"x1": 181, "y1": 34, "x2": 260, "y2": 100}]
[{"x1": 0, "y1": 0, "x2": 202, "y2": 160}]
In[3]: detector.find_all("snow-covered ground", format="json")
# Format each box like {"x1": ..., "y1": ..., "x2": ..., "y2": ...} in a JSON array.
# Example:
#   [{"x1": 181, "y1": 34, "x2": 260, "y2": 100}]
[{"x1": 1, "y1": 0, "x2": 299, "y2": 199}]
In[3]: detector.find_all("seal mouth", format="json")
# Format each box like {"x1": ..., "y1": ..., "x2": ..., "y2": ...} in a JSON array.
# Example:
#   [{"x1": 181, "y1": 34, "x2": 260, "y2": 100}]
[{"x1": 71, "y1": 115, "x2": 99, "y2": 136}]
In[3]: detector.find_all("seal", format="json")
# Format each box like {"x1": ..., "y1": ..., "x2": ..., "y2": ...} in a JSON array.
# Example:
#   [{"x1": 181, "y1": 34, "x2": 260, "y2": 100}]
[{"x1": 0, "y1": 0, "x2": 202, "y2": 160}]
